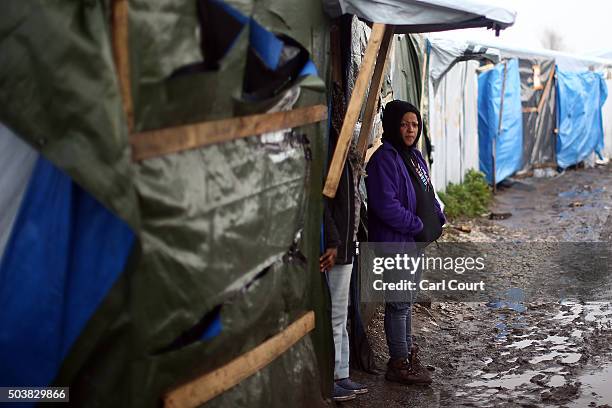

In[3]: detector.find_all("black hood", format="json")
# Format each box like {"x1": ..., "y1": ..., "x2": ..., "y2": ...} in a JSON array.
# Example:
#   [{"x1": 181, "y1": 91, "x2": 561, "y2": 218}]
[{"x1": 381, "y1": 100, "x2": 422, "y2": 151}]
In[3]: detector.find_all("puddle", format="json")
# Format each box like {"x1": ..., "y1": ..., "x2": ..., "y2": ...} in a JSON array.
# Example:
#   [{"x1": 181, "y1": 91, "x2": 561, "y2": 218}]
[
  {"x1": 560, "y1": 353, "x2": 581, "y2": 364},
  {"x1": 507, "y1": 339, "x2": 535, "y2": 349},
  {"x1": 544, "y1": 335, "x2": 568, "y2": 345},
  {"x1": 466, "y1": 370, "x2": 541, "y2": 390},
  {"x1": 530, "y1": 351, "x2": 560, "y2": 364},
  {"x1": 568, "y1": 364, "x2": 612, "y2": 407},
  {"x1": 547, "y1": 375, "x2": 566, "y2": 387}
]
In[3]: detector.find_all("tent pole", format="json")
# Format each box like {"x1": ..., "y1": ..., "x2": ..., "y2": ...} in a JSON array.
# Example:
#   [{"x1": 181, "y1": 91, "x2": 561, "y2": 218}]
[
  {"x1": 357, "y1": 25, "x2": 395, "y2": 163},
  {"x1": 494, "y1": 60, "x2": 508, "y2": 193},
  {"x1": 323, "y1": 23, "x2": 386, "y2": 198},
  {"x1": 418, "y1": 41, "x2": 429, "y2": 156}
]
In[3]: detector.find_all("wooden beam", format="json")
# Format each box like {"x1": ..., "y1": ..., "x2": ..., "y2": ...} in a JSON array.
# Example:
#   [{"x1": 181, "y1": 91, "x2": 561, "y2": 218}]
[
  {"x1": 356, "y1": 26, "x2": 394, "y2": 163},
  {"x1": 111, "y1": 0, "x2": 134, "y2": 132},
  {"x1": 131, "y1": 105, "x2": 327, "y2": 161},
  {"x1": 164, "y1": 311, "x2": 316, "y2": 408},
  {"x1": 323, "y1": 23, "x2": 386, "y2": 198},
  {"x1": 537, "y1": 66, "x2": 555, "y2": 114}
]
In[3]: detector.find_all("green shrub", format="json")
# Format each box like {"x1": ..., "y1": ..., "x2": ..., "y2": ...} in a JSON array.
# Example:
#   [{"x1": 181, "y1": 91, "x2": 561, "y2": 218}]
[{"x1": 437, "y1": 170, "x2": 492, "y2": 219}]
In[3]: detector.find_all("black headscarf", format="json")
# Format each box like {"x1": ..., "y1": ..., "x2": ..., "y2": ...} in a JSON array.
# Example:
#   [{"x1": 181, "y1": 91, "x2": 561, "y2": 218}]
[
  {"x1": 381, "y1": 100, "x2": 427, "y2": 189},
  {"x1": 381, "y1": 100, "x2": 422, "y2": 153}
]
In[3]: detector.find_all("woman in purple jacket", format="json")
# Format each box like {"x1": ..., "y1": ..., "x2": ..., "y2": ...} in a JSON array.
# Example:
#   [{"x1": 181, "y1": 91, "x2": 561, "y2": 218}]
[{"x1": 366, "y1": 100, "x2": 445, "y2": 385}]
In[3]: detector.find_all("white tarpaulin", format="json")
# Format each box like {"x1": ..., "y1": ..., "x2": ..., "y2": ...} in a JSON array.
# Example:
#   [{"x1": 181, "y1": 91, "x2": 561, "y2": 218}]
[
  {"x1": 428, "y1": 60, "x2": 480, "y2": 191},
  {"x1": 428, "y1": 37, "x2": 500, "y2": 92},
  {"x1": 0, "y1": 123, "x2": 38, "y2": 258},
  {"x1": 323, "y1": 0, "x2": 516, "y2": 34}
]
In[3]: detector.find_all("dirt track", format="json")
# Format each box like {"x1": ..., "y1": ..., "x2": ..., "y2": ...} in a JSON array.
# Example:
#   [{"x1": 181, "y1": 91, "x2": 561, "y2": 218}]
[{"x1": 345, "y1": 164, "x2": 612, "y2": 408}]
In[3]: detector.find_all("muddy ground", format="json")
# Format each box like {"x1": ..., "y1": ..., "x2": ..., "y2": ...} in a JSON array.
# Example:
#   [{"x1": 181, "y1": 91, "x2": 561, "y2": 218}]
[{"x1": 345, "y1": 164, "x2": 612, "y2": 408}]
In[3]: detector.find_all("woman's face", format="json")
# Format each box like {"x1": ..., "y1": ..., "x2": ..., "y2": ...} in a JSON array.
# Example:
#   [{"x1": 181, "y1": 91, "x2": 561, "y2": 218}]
[{"x1": 400, "y1": 112, "x2": 419, "y2": 147}]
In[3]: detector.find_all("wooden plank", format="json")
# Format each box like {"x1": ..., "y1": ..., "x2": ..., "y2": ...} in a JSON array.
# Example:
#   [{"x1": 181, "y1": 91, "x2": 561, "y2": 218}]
[
  {"x1": 356, "y1": 26, "x2": 394, "y2": 162},
  {"x1": 323, "y1": 23, "x2": 386, "y2": 198},
  {"x1": 536, "y1": 65, "x2": 556, "y2": 114},
  {"x1": 111, "y1": 0, "x2": 134, "y2": 132},
  {"x1": 164, "y1": 311, "x2": 316, "y2": 408},
  {"x1": 131, "y1": 105, "x2": 327, "y2": 161}
]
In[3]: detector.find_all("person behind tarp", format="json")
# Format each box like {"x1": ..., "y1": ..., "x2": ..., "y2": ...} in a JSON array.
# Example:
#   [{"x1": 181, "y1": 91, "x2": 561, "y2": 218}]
[
  {"x1": 365, "y1": 100, "x2": 446, "y2": 386},
  {"x1": 320, "y1": 163, "x2": 368, "y2": 401}
]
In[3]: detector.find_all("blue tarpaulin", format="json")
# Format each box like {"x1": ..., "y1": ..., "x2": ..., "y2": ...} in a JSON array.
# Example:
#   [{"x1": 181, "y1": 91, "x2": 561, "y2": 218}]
[
  {"x1": 0, "y1": 156, "x2": 134, "y2": 388},
  {"x1": 478, "y1": 58, "x2": 523, "y2": 184},
  {"x1": 556, "y1": 69, "x2": 608, "y2": 168}
]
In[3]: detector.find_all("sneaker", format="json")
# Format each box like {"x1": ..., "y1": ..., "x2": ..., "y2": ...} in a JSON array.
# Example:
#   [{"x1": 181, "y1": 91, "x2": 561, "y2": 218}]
[
  {"x1": 385, "y1": 357, "x2": 432, "y2": 385},
  {"x1": 332, "y1": 383, "x2": 356, "y2": 402},
  {"x1": 336, "y1": 378, "x2": 368, "y2": 394}
]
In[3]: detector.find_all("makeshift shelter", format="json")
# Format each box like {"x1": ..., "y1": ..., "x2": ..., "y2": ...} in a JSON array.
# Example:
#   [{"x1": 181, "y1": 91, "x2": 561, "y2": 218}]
[
  {"x1": 322, "y1": 0, "x2": 515, "y2": 374},
  {"x1": 425, "y1": 37, "x2": 612, "y2": 188},
  {"x1": 1, "y1": 2, "x2": 332, "y2": 407},
  {"x1": 0, "y1": 0, "x2": 514, "y2": 406},
  {"x1": 472, "y1": 43, "x2": 612, "y2": 172},
  {"x1": 426, "y1": 38, "x2": 500, "y2": 190}
]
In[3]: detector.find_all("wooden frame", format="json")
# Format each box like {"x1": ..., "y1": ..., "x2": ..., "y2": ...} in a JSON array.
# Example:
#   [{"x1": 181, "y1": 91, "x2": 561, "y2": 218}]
[
  {"x1": 130, "y1": 105, "x2": 327, "y2": 161},
  {"x1": 356, "y1": 26, "x2": 395, "y2": 162},
  {"x1": 163, "y1": 311, "x2": 315, "y2": 408},
  {"x1": 111, "y1": 0, "x2": 134, "y2": 132},
  {"x1": 111, "y1": 1, "x2": 327, "y2": 161},
  {"x1": 323, "y1": 23, "x2": 389, "y2": 198}
]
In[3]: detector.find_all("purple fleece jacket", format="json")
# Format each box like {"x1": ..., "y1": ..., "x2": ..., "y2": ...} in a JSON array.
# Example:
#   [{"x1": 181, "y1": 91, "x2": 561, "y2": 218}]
[{"x1": 365, "y1": 142, "x2": 445, "y2": 243}]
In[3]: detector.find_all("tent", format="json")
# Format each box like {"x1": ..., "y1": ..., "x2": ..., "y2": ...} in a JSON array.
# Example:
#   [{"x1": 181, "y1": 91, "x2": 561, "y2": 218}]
[
  {"x1": 469, "y1": 42, "x2": 612, "y2": 170},
  {"x1": 426, "y1": 38, "x2": 500, "y2": 190},
  {"x1": 0, "y1": 0, "x2": 515, "y2": 406}
]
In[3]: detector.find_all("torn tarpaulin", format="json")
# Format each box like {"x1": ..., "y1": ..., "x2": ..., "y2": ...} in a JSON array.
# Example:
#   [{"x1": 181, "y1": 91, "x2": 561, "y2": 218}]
[{"x1": 172, "y1": 0, "x2": 319, "y2": 101}]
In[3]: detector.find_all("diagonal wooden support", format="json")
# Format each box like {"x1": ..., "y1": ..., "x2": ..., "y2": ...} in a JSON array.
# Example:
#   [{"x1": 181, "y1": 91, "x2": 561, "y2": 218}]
[
  {"x1": 323, "y1": 23, "x2": 387, "y2": 198},
  {"x1": 536, "y1": 65, "x2": 555, "y2": 114},
  {"x1": 163, "y1": 311, "x2": 315, "y2": 408},
  {"x1": 356, "y1": 26, "x2": 394, "y2": 163}
]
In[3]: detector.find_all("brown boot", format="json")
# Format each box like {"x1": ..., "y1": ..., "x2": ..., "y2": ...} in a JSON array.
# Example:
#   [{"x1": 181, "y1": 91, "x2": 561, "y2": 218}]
[
  {"x1": 410, "y1": 343, "x2": 431, "y2": 374},
  {"x1": 385, "y1": 357, "x2": 432, "y2": 385}
]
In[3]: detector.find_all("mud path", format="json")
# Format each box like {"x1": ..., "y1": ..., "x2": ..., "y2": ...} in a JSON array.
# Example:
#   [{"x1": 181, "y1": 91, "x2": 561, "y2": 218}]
[{"x1": 346, "y1": 164, "x2": 612, "y2": 408}]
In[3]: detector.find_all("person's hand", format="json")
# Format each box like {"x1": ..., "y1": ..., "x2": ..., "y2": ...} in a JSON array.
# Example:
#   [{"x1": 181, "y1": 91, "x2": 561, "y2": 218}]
[{"x1": 319, "y1": 248, "x2": 338, "y2": 272}]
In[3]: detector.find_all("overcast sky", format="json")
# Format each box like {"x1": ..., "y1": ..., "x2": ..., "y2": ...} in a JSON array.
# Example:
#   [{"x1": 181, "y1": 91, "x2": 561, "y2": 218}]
[{"x1": 432, "y1": 0, "x2": 612, "y2": 57}]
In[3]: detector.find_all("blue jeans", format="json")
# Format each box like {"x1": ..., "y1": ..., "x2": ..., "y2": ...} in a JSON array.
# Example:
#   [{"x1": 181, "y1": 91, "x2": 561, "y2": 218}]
[
  {"x1": 326, "y1": 261, "x2": 353, "y2": 379},
  {"x1": 383, "y1": 250, "x2": 422, "y2": 359},
  {"x1": 384, "y1": 302, "x2": 413, "y2": 359}
]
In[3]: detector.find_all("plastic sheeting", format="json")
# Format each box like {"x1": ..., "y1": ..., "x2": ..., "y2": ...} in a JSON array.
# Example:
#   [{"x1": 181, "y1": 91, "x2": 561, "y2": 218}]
[
  {"x1": 518, "y1": 58, "x2": 557, "y2": 171},
  {"x1": 429, "y1": 60, "x2": 480, "y2": 191},
  {"x1": 602, "y1": 77, "x2": 612, "y2": 159},
  {"x1": 478, "y1": 59, "x2": 523, "y2": 184},
  {"x1": 466, "y1": 41, "x2": 612, "y2": 73},
  {"x1": 0, "y1": 154, "x2": 134, "y2": 388},
  {"x1": 427, "y1": 37, "x2": 500, "y2": 93},
  {"x1": 0, "y1": 124, "x2": 38, "y2": 258},
  {"x1": 391, "y1": 35, "x2": 423, "y2": 107},
  {"x1": 556, "y1": 69, "x2": 608, "y2": 169},
  {"x1": 322, "y1": 0, "x2": 515, "y2": 34},
  {"x1": 0, "y1": 0, "x2": 334, "y2": 406}
]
